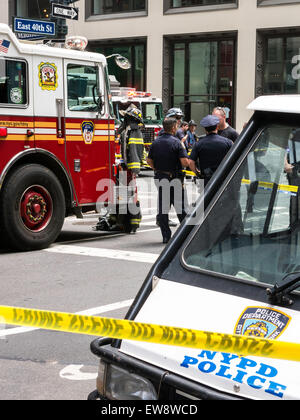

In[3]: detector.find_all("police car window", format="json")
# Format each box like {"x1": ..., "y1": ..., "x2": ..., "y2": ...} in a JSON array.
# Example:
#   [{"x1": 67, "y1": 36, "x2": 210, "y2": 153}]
[
  {"x1": 0, "y1": 58, "x2": 27, "y2": 106},
  {"x1": 67, "y1": 64, "x2": 99, "y2": 112},
  {"x1": 184, "y1": 123, "x2": 300, "y2": 288}
]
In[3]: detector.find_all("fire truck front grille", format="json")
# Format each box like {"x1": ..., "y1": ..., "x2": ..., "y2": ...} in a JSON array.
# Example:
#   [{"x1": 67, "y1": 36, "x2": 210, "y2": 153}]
[{"x1": 142, "y1": 127, "x2": 155, "y2": 144}]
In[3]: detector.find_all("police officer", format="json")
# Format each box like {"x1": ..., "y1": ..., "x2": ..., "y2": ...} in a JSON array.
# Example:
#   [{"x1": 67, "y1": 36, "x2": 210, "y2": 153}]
[
  {"x1": 189, "y1": 115, "x2": 233, "y2": 186},
  {"x1": 156, "y1": 107, "x2": 186, "y2": 228},
  {"x1": 157, "y1": 108, "x2": 185, "y2": 141},
  {"x1": 147, "y1": 118, "x2": 190, "y2": 243}
]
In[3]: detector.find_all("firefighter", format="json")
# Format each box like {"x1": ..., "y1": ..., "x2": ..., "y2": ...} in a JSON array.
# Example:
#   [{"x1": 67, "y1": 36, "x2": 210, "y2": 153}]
[
  {"x1": 95, "y1": 104, "x2": 144, "y2": 233},
  {"x1": 118, "y1": 104, "x2": 145, "y2": 174}
]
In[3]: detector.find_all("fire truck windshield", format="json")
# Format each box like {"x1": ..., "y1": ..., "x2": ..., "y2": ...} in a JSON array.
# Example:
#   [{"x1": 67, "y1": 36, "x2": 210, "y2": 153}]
[
  {"x1": 142, "y1": 102, "x2": 163, "y2": 125},
  {"x1": 113, "y1": 101, "x2": 139, "y2": 123},
  {"x1": 113, "y1": 101, "x2": 163, "y2": 126}
]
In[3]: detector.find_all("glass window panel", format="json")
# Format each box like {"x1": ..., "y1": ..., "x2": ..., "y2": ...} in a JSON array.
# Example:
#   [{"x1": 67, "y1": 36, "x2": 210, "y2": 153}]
[
  {"x1": 142, "y1": 102, "x2": 163, "y2": 125},
  {"x1": 92, "y1": 0, "x2": 146, "y2": 15},
  {"x1": 91, "y1": 44, "x2": 145, "y2": 91},
  {"x1": 264, "y1": 62, "x2": 283, "y2": 94},
  {"x1": 173, "y1": 95, "x2": 185, "y2": 109},
  {"x1": 0, "y1": 59, "x2": 27, "y2": 106},
  {"x1": 264, "y1": 38, "x2": 284, "y2": 94},
  {"x1": 184, "y1": 123, "x2": 300, "y2": 287},
  {"x1": 189, "y1": 42, "x2": 217, "y2": 95},
  {"x1": 263, "y1": 35, "x2": 300, "y2": 95},
  {"x1": 286, "y1": 37, "x2": 300, "y2": 59},
  {"x1": 285, "y1": 37, "x2": 300, "y2": 93},
  {"x1": 15, "y1": 0, "x2": 50, "y2": 19},
  {"x1": 218, "y1": 41, "x2": 234, "y2": 94},
  {"x1": 267, "y1": 38, "x2": 283, "y2": 62},
  {"x1": 170, "y1": 0, "x2": 234, "y2": 8},
  {"x1": 67, "y1": 64, "x2": 99, "y2": 112},
  {"x1": 173, "y1": 43, "x2": 185, "y2": 96},
  {"x1": 171, "y1": 38, "x2": 235, "y2": 123}
]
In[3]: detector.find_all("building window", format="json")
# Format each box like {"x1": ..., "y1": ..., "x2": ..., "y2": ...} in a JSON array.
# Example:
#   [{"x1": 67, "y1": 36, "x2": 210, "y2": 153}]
[
  {"x1": 164, "y1": 0, "x2": 237, "y2": 13},
  {"x1": 168, "y1": 36, "x2": 236, "y2": 132},
  {"x1": 89, "y1": 41, "x2": 146, "y2": 92},
  {"x1": 92, "y1": 0, "x2": 146, "y2": 16},
  {"x1": 259, "y1": 33, "x2": 300, "y2": 95},
  {"x1": 171, "y1": 0, "x2": 234, "y2": 7},
  {"x1": 258, "y1": 0, "x2": 300, "y2": 6},
  {"x1": 13, "y1": 0, "x2": 51, "y2": 19}
]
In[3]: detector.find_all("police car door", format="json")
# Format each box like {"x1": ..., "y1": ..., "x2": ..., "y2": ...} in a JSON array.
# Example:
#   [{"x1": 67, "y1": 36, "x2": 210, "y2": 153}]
[{"x1": 64, "y1": 59, "x2": 114, "y2": 206}]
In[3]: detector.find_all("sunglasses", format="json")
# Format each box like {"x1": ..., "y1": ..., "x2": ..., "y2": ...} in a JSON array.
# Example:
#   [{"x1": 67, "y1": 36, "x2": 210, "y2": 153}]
[{"x1": 214, "y1": 107, "x2": 226, "y2": 117}]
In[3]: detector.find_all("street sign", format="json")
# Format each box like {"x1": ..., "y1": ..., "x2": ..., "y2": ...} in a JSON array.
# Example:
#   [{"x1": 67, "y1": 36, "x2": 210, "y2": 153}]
[
  {"x1": 51, "y1": 3, "x2": 79, "y2": 20},
  {"x1": 16, "y1": 32, "x2": 46, "y2": 41},
  {"x1": 14, "y1": 18, "x2": 55, "y2": 37}
]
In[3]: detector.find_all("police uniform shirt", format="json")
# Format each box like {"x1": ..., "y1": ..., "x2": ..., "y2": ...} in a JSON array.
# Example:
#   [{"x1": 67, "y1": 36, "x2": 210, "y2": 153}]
[
  {"x1": 157, "y1": 128, "x2": 184, "y2": 141},
  {"x1": 148, "y1": 133, "x2": 188, "y2": 174},
  {"x1": 190, "y1": 133, "x2": 232, "y2": 171}
]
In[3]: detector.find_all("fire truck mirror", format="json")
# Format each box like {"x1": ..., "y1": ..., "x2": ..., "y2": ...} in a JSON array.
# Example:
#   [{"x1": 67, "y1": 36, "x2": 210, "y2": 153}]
[
  {"x1": 93, "y1": 85, "x2": 104, "y2": 115},
  {"x1": 114, "y1": 55, "x2": 131, "y2": 70}
]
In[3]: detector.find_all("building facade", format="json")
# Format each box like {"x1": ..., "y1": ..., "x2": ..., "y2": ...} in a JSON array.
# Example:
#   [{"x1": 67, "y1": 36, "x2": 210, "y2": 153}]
[{"x1": 5, "y1": 0, "x2": 300, "y2": 132}]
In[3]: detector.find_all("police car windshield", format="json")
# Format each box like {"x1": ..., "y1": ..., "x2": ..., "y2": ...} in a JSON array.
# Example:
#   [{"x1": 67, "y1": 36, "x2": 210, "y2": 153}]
[{"x1": 183, "y1": 123, "x2": 300, "y2": 289}]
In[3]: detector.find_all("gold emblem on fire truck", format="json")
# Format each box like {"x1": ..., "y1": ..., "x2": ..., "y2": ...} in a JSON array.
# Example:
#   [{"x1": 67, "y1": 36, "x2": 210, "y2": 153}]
[
  {"x1": 38, "y1": 62, "x2": 58, "y2": 91},
  {"x1": 81, "y1": 121, "x2": 95, "y2": 145}
]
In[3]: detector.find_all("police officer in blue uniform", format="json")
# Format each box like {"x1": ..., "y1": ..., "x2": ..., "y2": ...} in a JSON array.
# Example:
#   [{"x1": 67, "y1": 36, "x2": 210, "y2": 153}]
[
  {"x1": 189, "y1": 115, "x2": 233, "y2": 186},
  {"x1": 156, "y1": 107, "x2": 186, "y2": 228},
  {"x1": 147, "y1": 118, "x2": 190, "y2": 243},
  {"x1": 157, "y1": 108, "x2": 185, "y2": 141}
]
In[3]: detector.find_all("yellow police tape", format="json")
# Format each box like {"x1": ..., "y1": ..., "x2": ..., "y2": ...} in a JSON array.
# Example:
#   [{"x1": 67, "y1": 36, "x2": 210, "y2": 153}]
[
  {"x1": 242, "y1": 179, "x2": 299, "y2": 194},
  {"x1": 1, "y1": 305, "x2": 300, "y2": 363}
]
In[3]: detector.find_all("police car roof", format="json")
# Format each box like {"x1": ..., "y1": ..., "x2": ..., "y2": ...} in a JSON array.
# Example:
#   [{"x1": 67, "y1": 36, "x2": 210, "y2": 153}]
[
  {"x1": 0, "y1": 23, "x2": 106, "y2": 64},
  {"x1": 248, "y1": 95, "x2": 300, "y2": 114}
]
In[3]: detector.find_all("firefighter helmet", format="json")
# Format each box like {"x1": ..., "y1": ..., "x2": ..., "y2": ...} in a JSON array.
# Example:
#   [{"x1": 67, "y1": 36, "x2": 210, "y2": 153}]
[
  {"x1": 120, "y1": 105, "x2": 143, "y2": 123},
  {"x1": 166, "y1": 107, "x2": 184, "y2": 119}
]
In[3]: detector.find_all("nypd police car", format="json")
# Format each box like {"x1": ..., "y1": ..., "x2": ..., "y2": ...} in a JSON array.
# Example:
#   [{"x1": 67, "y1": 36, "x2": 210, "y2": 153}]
[{"x1": 89, "y1": 95, "x2": 300, "y2": 400}]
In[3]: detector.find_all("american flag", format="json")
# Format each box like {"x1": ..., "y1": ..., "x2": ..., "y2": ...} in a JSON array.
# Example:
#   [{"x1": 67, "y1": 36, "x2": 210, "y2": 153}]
[{"x1": 0, "y1": 40, "x2": 10, "y2": 54}]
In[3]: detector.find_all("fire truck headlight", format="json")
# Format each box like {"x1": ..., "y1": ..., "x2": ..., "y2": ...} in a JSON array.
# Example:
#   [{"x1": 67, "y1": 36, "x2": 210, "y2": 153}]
[{"x1": 96, "y1": 361, "x2": 157, "y2": 400}]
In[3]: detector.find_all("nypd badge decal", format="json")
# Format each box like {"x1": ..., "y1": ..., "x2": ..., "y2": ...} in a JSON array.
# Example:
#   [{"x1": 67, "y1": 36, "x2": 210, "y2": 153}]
[{"x1": 235, "y1": 307, "x2": 291, "y2": 340}]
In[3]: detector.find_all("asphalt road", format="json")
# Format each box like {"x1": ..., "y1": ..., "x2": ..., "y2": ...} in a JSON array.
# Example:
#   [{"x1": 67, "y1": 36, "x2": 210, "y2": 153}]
[{"x1": 0, "y1": 172, "x2": 197, "y2": 400}]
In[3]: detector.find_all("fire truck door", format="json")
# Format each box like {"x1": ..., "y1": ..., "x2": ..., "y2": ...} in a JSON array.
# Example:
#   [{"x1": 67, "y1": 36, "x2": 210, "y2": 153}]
[
  {"x1": 64, "y1": 60, "x2": 114, "y2": 206},
  {"x1": 0, "y1": 55, "x2": 34, "y2": 154},
  {"x1": 32, "y1": 56, "x2": 67, "y2": 174}
]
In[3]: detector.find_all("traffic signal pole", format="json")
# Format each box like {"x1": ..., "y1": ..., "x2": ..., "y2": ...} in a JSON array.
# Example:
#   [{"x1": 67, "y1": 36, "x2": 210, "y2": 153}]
[{"x1": 49, "y1": 0, "x2": 78, "y2": 41}]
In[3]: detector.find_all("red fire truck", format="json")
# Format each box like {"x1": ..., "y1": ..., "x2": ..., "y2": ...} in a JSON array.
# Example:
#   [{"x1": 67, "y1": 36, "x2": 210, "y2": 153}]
[{"x1": 0, "y1": 24, "x2": 124, "y2": 251}]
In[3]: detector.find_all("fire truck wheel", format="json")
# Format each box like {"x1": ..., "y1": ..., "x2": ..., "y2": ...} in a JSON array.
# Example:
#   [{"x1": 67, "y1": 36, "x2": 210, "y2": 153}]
[{"x1": 1, "y1": 164, "x2": 66, "y2": 251}]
